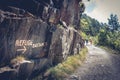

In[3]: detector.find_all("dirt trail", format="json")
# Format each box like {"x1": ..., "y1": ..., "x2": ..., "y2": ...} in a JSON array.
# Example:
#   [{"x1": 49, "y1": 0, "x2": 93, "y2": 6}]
[{"x1": 65, "y1": 45, "x2": 120, "y2": 80}]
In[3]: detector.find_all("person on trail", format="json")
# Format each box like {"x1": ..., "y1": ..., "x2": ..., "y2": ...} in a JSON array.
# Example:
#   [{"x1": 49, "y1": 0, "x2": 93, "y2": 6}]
[
  {"x1": 89, "y1": 39, "x2": 92, "y2": 45},
  {"x1": 86, "y1": 39, "x2": 88, "y2": 44}
]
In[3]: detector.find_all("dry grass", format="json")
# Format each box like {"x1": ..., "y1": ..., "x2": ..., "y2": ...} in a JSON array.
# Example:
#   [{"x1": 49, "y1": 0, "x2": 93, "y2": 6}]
[
  {"x1": 10, "y1": 56, "x2": 25, "y2": 65},
  {"x1": 100, "y1": 46, "x2": 119, "y2": 54},
  {"x1": 46, "y1": 47, "x2": 88, "y2": 80}
]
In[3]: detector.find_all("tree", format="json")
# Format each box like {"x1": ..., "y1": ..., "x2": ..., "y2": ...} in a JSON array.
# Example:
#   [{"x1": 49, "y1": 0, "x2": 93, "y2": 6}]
[
  {"x1": 98, "y1": 29, "x2": 107, "y2": 45},
  {"x1": 108, "y1": 14, "x2": 120, "y2": 31}
]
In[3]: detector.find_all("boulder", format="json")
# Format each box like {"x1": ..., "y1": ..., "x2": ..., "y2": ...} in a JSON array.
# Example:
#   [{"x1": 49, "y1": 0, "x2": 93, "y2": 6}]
[
  {"x1": 18, "y1": 61, "x2": 34, "y2": 80},
  {"x1": 0, "y1": 67, "x2": 17, "y2": 80},
  {"x1": 30, "y1": 58, "x2": 52, "y2": 79},
  {"x1": 48, "y1": 26, "x2": 84, "y2": 65}
]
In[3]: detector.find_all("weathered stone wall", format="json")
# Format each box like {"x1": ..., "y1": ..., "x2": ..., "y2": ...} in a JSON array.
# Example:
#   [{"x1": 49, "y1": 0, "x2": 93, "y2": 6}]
[
  {"x1": 0, "y1": 0, "x2": 85, "y2": 80},
  {"x1": 0, "y1": 17, "x2": 48, "y2": 65}
]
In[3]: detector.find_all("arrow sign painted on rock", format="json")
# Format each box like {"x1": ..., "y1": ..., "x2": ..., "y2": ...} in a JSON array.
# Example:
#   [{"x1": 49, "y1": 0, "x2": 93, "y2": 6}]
[{"x1": 17, "y1": 46, "x2": 27, "y2": 53}]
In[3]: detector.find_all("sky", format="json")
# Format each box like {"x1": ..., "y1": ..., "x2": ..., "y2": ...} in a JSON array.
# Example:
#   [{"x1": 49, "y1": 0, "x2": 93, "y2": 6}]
[{"x1": 83, "y1": 0, "x2": 120, "y2": 23}]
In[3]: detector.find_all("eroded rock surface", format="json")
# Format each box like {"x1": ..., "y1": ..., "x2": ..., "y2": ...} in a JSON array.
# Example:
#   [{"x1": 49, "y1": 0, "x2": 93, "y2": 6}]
[{"x1": 0, "y1": 0, "x2": 85, "y2": 80}]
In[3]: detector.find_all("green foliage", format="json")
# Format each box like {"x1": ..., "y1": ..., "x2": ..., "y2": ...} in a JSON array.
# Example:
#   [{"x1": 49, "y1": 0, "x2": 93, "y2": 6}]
[
  {"x1": 81, "y1": 14, "x2": 120, "y2": 52},
  {"x1": 98, "y1": 29, "x2": 107, "y2": 45},
  {"x1": 98, "y1": 27, "x2": 120, "y2": 51},
  {"x1": 80, "y1": 31, "x2": 87, "y2": 39},
  {"x1": 81, "y1": 14, "x2": 102, "y2": 36},
  {"x1": 97, "y1": 14, "x2": 120, "y2": 52},
  {"x1": 108, "y1": 14, "x2": 120, "y2": 31}
]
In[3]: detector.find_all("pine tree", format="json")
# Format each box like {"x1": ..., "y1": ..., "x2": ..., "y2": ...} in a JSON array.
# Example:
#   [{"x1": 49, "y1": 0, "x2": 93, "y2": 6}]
[{"x1": 108, "y1": 14, "x2": 120, "y2": 31}]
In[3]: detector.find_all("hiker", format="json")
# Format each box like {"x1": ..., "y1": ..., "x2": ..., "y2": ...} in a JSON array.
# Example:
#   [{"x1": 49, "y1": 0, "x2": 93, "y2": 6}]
[
  {"x1": 89, "y1": 39, "x2": 92, "y2": 45},
  {"x1": 86, "y1": 39, "x2": 88, "y2": 45}
]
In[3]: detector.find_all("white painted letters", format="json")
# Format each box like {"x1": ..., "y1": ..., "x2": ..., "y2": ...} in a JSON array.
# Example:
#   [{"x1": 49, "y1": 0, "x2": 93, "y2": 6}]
[
  {"x1": 15, "y1": 40, "x2": 45, "y2": 53},
  {"x1": 15, "y1": 40, "x2": 33, "y2": 46}
]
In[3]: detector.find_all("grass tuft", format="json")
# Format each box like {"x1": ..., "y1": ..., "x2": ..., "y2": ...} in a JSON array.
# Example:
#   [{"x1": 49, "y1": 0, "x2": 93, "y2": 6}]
[
  {"x1": 10, "y1": 56, "x2": 25, "y2": 65},
  {"x1": 46, "y1": 47, "x2": 88, "y2": 80},
  {"x1": 100, "y1": 46, "x2": 119, "y2": 54}
]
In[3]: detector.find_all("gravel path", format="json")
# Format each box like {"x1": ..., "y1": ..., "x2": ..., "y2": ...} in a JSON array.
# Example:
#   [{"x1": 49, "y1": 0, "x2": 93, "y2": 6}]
[{"x1": 65, "y1": 45, "x2": 120, "y2": 80}]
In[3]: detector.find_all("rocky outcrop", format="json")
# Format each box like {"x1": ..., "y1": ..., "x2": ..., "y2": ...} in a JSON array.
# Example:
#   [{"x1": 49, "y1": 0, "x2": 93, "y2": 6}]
[
  {"x1": 0, "y1": 0, "x2": 85, "y2": 80},
  {"x1": 48, "y1": 27, "x2": 84, "y2": 65}
]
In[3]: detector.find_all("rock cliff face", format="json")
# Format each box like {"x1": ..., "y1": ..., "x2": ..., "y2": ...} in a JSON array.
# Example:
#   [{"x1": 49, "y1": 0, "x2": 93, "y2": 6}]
[{"x1": 0, "y1": 0, "x2": 85, "y2": 80}]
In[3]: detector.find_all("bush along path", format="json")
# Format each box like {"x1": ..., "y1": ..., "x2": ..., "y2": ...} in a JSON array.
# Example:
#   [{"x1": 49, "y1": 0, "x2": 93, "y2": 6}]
[{"x1": 65, "y1": 45, "x2": 120, "y2": 80}]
